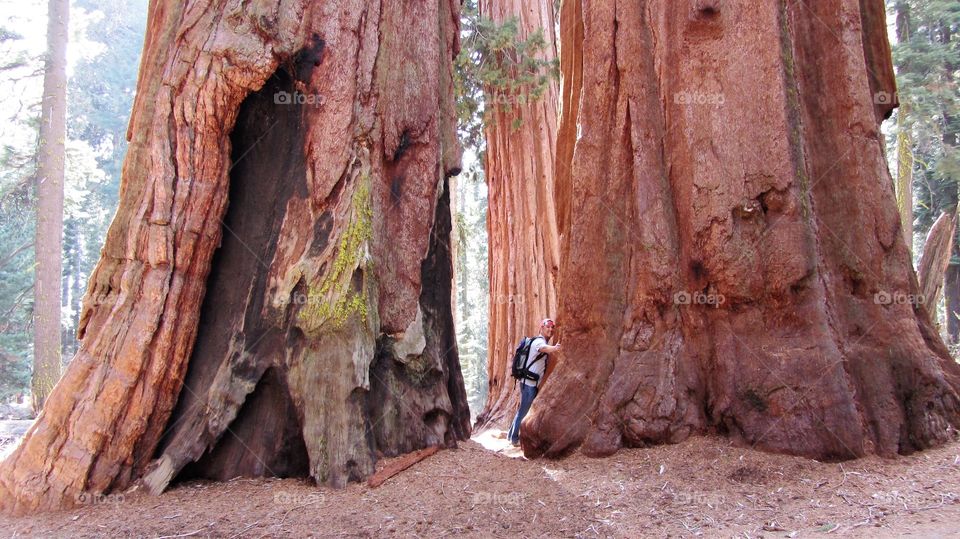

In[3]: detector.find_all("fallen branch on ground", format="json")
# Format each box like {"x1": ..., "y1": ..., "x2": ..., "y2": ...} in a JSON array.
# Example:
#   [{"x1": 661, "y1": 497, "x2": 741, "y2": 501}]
[{"x1": 368, "y1": 446, "x2": 441, "y2": 488}]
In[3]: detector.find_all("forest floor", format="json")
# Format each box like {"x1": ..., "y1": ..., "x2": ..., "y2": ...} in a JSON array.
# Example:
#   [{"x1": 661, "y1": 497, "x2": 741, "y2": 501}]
[{"x1": 1, "y1": 431, "x2": 958, "y2": 538}]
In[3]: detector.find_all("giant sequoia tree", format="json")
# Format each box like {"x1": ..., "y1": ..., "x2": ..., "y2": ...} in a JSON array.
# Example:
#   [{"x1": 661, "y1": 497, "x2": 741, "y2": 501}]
[
  {"x1": 473, "y1": 0, "x2": 562, "y2": 430},
  {"x1": 1, "y1": 0, "x2": 469, "y2": 514},
  {"x1": 517, "y1": 0, "x2": 960, "y2": 459}
]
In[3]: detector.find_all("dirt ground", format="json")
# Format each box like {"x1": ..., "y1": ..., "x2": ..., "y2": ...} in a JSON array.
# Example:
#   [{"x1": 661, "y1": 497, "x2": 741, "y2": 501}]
[{"x1": 1, "y1": 432, "x2": 958, "y2": 538}]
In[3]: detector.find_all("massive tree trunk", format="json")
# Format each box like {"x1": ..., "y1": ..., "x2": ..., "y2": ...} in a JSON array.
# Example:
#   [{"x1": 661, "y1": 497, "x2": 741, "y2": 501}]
[
  {"x1": 1, "y1": 0, "x2": 469, "y2": 514},
  {"x1": 474, "y1": 0, "x2": 561, "y2": 430},
  {"x1": 32, "y1": 0, "x2": 69, "y2": 413},
  {"x1": 521, "y1": 0, "x2": 960, "y2": 460}
]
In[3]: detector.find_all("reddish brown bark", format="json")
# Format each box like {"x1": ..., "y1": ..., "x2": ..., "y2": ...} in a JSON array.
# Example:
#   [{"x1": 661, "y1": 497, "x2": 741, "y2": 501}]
[
  {"x1": 1, "y1": 0, "x2": 469, "y2": 514},
  {"x1": 521, "y1": 0, "x2": 960, "y2": 460},
  {"x1": 367, "y1": 445, "x2": 440, "y2": 488},
  {"x1": 474, "y1": 0, "x2": 561, "y2": 430},
  {"x1": 553, "y1": 0, "x2": 583, "y2": 240}
]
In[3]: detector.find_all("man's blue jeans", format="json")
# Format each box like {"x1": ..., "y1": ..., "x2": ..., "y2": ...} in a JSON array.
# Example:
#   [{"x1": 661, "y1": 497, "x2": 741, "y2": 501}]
[{"x1": 508, "y1": 383, "x2": 538, "y2": 444}]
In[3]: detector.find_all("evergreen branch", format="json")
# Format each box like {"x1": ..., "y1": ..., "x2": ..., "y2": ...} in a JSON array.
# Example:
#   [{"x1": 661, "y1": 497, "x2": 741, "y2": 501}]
[
  {"x1": 0, "y1": 240, "x2": 33, "y2": 272},
  {"x1": 0, "y1": 283, "x2": 34, "y2": 335}
]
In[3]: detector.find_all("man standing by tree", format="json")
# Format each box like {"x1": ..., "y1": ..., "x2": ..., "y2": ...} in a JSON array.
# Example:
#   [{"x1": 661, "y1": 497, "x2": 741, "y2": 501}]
[{"x1": 509, "y1": 318, "x2": 560, "y2": 446}]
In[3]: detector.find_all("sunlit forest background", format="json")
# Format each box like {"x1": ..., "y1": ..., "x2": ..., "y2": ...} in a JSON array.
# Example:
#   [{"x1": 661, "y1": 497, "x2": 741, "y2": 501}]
[
  {"x1": 0, "y1": 0, "x2": 148, "y2": 406},
  {"x1": 0, "y1": 0, "x2": 957, "y2": 422}
]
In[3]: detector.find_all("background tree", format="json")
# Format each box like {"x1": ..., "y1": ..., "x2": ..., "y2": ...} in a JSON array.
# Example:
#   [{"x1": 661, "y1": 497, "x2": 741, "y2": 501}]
[
  {"x1": 454, "y1": 0, "x2": 560, "y2": 429},
  {"x1": 453, "y1": 164, "x2": 490, "y2": 417},
  {"x1": 893, "y1": 1, "x2": 916, "y2": 251},
  {"x1": 450, "y1": 2, "x2": 492, "y2": 416},
  {"x1": 0, "y1": 1, "x2": 147, "y2": 406},
  {"x1": 31, "y1": 0, "x2": 68, "y2": 412},
  {"x1": 891, "y1": 0, "x2": 960, "y2": 341}
]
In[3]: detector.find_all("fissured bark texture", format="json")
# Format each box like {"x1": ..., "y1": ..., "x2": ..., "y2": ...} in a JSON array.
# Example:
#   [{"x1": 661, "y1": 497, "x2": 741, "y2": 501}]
[
  {"x1": 521, "y1": 0, "x2": 960, "y2": 460},
  {"x1": 474, "y1": 0, "x2": 561, "y2": 430},
  {"x1": 0, "y1": 0, "x2": 469, "y2": 514}
]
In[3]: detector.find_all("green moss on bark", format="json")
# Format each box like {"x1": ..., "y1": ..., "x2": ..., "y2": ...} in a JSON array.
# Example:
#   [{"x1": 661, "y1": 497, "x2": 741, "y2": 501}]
[{"x1": 297, "y1": 176, "x2": 373, "y2": 333}]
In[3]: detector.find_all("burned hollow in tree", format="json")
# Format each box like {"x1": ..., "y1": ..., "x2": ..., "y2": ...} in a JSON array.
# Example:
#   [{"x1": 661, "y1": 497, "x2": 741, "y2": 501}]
[{"x1": 0, "y1": 0, "x2": 469, "y2": 514}]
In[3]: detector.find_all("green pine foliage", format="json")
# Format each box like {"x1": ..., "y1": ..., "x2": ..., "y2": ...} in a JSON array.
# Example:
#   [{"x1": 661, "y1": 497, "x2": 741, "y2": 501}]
[
  {"x1": 891, "y1": 0, "x2": 960, "y2": 251},
  {"x1": 60, "y1": 0, "x2": 147, "y2": 357},
  {"x1": 0, "y1": 0, "x2": 147, "y2": 399},
  {"x1": 453, "y1": 2, "x2": 557, "y2": 414},
  {"x1": 0, "y1": 13, "x2": 41, "y2": 401},
  {"x1": 455, "y1": 0, "x2": 558, "y2": 155},
  {"x1": 0, "y1": 154, "x2": 35, "y2": 400}
]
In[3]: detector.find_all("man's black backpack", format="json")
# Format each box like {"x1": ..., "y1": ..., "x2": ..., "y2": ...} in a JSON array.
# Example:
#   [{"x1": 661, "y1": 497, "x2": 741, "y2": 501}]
[{"x1": 510, "y1": 336, "x2": 546, "y2": 383}]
